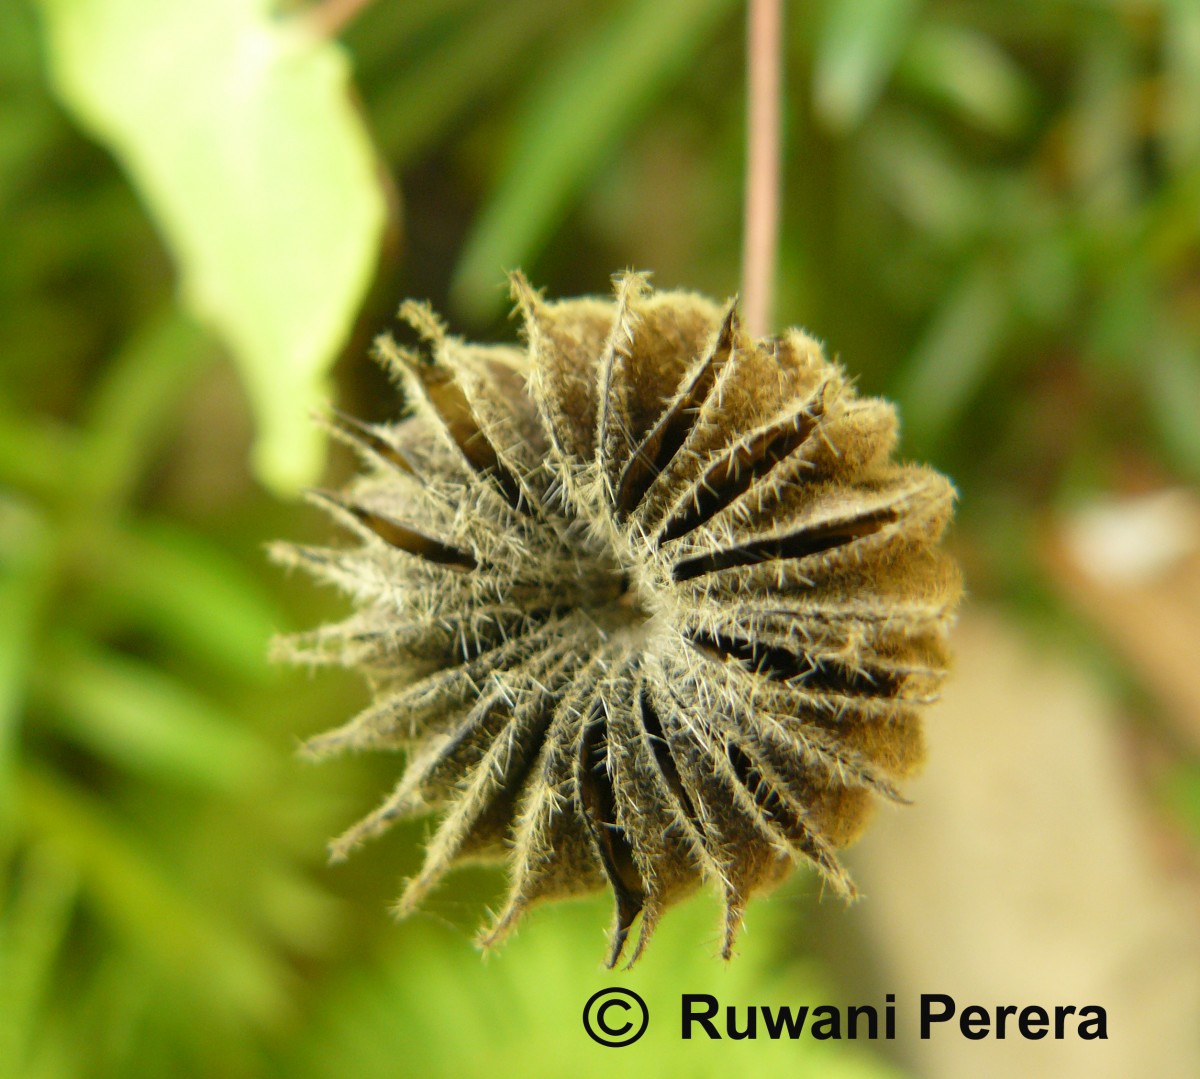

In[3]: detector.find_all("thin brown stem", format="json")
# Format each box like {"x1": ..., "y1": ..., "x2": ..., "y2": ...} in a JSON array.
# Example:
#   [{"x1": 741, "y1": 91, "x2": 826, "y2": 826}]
[
  {"x1": 306, "y1": 0, "x2": 375, "y2": 38},
  {"x1": 741, "y1": 0, "x2": 783, "y2": 340}
]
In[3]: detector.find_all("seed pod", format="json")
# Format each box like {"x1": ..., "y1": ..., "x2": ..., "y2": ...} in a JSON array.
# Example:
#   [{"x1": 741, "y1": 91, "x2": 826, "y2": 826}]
[{"x1": 272, "y1": 272, "x2": 961, "y2": 966}]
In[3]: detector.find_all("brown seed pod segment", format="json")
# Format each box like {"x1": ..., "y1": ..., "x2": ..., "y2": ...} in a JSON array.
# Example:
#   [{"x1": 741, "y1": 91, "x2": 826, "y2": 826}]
[{"x1": 272, "y1": 271, "x2": 962, "y2": 966}]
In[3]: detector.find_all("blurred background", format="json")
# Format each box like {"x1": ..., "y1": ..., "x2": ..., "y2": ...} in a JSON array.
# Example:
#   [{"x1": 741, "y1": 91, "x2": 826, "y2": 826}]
[{"x1": 2, "y1": 0, "x2": 1199, "y2": 1076}]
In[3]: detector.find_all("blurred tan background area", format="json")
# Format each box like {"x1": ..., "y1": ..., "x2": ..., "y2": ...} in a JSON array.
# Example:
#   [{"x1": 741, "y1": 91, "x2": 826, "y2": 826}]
[
  {"x1": 3, "y1": 1, "x2": 1200, "y2": 1077},
  {"x1": 853, "y1": 601, "x2": 1200, "y2": 1079}
]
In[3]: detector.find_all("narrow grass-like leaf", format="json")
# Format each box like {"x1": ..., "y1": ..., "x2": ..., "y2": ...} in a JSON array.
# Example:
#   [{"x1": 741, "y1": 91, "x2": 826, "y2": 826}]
[
  {"x1": 345, "y1": 0, "x2": 479, "y2": 74},
  {"x1": 18, "y1": 767, "x2": 290, "y2": 1028},
  {"x1": 33, "y1": 638, "x2": 272, "y2": 794},
  {"x1": 1159, "y1": 759, "x2": 1200, "y2": 846},
  {"x1": 0, "y1": 412, "x2": 74, "y2": 500},
  {"x1": 896, "y1": 22, "x2": 1037, "y2": 136},
  {"x1": 1070, "y1": 30, "x2": 1138, "y2": 216},
  {"x1": 451, "y1": 0, "x2": 737, "y2": 319},
  {"x1": 0, "y1": 3, "x2": 59, "y2": 210},
  {"x1": 1147, "y1": 331, "x2": 1200, "y2": 481},
  {"x1": 860, "y1": 111, "x2": 985, "y2": 245},
  {"x1": 1162, "y1": 0, "x2": 1200, "y2": 168},
  {"x1": 812, "y1": 0, "x2": 917, "y2": 133},
  {"x1": 370, "y1": 0, "x2": 553, "y2": 167},
  {"x1": 89, "y1": 519, "x2": 284, "y2": 683},
  {"x1": 0, "y1": 500, "x2": 54, "y2": 816},
  {"x1": 892, "y1": 261, "x2": 1007, "y2": 447},
  {"x1": 0, "y1": 849, "x2": 77, "y2": 1079},
  {"x1": 75, "y1": 309, "x2": 212, "y2": 511}
]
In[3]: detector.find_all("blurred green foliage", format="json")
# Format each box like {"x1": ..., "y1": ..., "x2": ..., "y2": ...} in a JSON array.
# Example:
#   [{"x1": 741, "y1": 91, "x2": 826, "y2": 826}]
[{"x1": 2, "y1": 0, "x2": 1199, "y2": 1076}]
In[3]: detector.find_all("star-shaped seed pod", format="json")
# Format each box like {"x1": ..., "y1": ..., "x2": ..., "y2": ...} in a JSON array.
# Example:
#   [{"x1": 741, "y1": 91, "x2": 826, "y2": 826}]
[{"x1": 272, "y1": 272, "x2": 961, "y2": 966}]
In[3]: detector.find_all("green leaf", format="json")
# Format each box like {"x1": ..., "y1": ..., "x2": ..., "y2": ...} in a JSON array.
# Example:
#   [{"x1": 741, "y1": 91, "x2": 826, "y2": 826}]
[
  {"x1": 1162, "y1": 0, "x2": 1200, "y2": 169},
  {"x1": 451, "y1": 0, "x2": 737, "y2": 320},
  {"x1": 37, "y1": 0, "x2": 387, "y2": 493},
  {"x1": 33, "y1": 637, "x2": 273, "y2": 794},
  {"x1": 1070, "y1": 29, "x2": 1138, "y2": 218},
  {"x1": 1146, "y1": 330, "x2": 1200, "y2": 481},
  {"x1": 18, "y1": 767, "x2": 291, "y2": 1028},
  {"x1": 897, "y1": 22, "x2": 1037, "y2": 137},
  {"x1": 0, "y1": 411, "x2": 75, "y2": 501},
  {"x1": 370, "y1": 0, "x2": 552, "y2": 168},
  {"x1": 892, "y1": 261, "x2": 1007, "y2": 448},
  {"x1": 861, "y1": 111, "x2": 985, "y2": 245},
  {"x1": 1159, "y1": 759, "x2": 1200, "y2": 845},
  {"x1": 812, "y1": 0, "x2": 918, "y2": 133},
  {"x1": 0, "y1": 849, "x2": 78, "y2": 1079},
  {"x1": 75, "y1": 309, "x2": 213, "y2": 512},
  {"x1": 89, "y1": 518, "x2": 284, "y2": 683},
  {"x1": 0, "y1": 2, "x2": 60, "y2": 211},
  {"x1": 0, "y1": 498, "x2": 55, "y2": 818}
]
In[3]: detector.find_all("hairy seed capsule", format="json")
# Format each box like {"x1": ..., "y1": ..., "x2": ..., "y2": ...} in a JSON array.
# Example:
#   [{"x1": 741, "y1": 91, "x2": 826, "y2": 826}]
[{"x1": 272, "y1": 272, "x2": 961, "y2": 965}]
